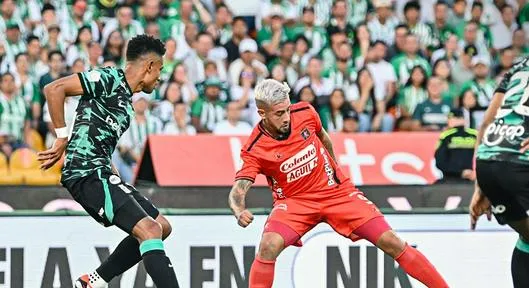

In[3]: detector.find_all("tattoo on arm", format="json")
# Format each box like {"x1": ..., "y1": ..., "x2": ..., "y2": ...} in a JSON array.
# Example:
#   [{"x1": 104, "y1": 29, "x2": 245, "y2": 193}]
[{"x1": 228, "y1": 179, "x2": 253, "y2": 215}]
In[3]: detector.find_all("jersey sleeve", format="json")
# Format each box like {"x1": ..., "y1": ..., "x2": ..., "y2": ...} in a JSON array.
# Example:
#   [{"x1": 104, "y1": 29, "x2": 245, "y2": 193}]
[
  {"x1": 235, "y1": 150, "x2": 261, "y2": 182},
  {"x1": 307, "y1": 104, "x2": 323, "y2": 133},
  {"x1": 77, "y1": 67, "x2": 118, "y2": 100}
]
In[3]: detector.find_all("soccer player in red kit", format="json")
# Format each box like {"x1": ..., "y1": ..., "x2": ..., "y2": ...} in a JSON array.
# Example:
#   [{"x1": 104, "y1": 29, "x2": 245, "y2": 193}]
[{"x1": 228, "y1": 79, "x2": 449, "y2": 288}]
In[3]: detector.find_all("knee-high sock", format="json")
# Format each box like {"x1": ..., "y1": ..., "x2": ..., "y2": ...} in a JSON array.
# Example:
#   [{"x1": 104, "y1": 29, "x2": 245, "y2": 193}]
[
  {"x1": 395, "y1": 245, "x2": 449, "y2": 288},
  {"x1": 140, "y1": 239, "x2": 180, "y2": 288},
  {"x1": 512, "y1": 238, "x2": 529, "y2": 288},
  {"x1": 249, "y1": 256, "x2": 275, "y2": 288},
  {"x1": 96, "y1": 235, "x2": 142, "y2": 282}
]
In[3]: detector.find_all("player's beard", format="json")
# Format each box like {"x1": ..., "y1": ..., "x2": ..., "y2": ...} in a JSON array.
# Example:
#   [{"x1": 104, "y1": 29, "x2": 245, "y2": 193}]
[{"x1": 277, "y1": 125, "x2": 291, "y2": 140}]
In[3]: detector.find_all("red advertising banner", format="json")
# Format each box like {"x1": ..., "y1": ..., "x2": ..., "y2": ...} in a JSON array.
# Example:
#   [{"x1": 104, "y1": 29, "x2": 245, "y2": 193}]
[{"x1": 136, "y1": 133, "x2": 441, "y2": 187}]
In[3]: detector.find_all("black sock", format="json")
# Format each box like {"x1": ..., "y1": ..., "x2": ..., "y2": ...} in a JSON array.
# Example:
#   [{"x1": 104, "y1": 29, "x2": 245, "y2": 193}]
[
  {"x1": 96, "y1": 235, "x2": 142, "y2": 282},
  {"x1": 512, "y1": 238, "x2": 529, "y2": 288},
  {"x1": 141, "y1": 239, "x2": 179, "y2": 288}
]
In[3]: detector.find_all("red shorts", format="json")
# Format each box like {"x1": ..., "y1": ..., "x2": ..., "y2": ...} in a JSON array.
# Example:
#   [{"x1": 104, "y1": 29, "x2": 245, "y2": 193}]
[{"x1": 263, "y1": 187, "x2": 384, "y2": 246}]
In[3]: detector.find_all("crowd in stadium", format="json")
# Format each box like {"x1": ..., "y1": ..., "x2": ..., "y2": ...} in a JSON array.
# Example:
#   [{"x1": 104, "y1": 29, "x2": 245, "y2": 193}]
[{"x1": 0, "y1": 0, "x2": 528, "y2": 182}]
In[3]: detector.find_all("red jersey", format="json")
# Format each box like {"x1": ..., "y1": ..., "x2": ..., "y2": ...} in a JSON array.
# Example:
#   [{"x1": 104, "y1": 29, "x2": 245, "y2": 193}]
[{"x1": 235, "y1": 102, "x2": 355, "y2": 200}]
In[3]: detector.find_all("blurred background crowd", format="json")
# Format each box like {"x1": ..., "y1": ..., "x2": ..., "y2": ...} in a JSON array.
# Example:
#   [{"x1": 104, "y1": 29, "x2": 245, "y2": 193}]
[{"x1": 0, "y1": 0, "x2": 527, "y2": 182}]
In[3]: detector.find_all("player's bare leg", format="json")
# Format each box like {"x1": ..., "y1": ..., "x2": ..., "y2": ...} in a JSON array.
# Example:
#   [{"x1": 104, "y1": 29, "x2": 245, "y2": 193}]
[
  {"x1": 506, "y1": 218, "x2": 529, "y2": 288},
  {"x1": 78, "y1": 215, "x2": 172, "y2": 288},
  {"x1": 249, "y1": 232, "x2": 285, "y2": 288},
  {"x1": 351, "y1": 218, "x2": 449, "y2": 288}
]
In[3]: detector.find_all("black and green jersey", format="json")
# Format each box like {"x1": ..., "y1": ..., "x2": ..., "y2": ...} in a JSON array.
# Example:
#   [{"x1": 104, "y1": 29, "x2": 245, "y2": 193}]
[
  {"x1": 62, "y1": 67, "x2": 134, "y2": 181},
  {"x1": 477, "y1": 57, "x2": 529, "y2": 164}
]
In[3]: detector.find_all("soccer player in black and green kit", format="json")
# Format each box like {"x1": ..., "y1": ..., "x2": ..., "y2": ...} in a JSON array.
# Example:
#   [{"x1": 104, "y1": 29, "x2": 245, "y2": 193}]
[
  {"x1": 471, "y1": 56, "x2": 529, "y2": 288},
  {"x1": 37, "y1": 35, "x2": 179, "y2": 288}
]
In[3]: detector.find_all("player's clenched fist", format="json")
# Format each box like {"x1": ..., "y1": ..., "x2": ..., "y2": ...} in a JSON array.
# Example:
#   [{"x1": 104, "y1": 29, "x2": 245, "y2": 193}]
[{"x1": 236, "y1": 210, "x2": 254, "y2": 227}]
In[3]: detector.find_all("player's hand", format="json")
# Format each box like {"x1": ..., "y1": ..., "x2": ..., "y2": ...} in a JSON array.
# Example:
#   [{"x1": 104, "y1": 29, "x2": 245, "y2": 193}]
[
  {"x1": 520, "y1": 138, "x2": 529, "y2": 153},
  {"x1": 461, "y1": 169, "x2": 476, "y2": 181},
  {"x1": 37, "y1": 137, "x2": 68, "y2": 170},
  {"x1": 235, "y1": 210, "x2": 254, "y2": 228},
  {"x1": 469, "y1": 186, "x2": 492, "y2": 230}
]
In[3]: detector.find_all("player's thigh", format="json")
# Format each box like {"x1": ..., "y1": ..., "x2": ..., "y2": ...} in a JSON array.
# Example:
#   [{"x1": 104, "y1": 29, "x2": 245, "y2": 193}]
[
  {"x1": 264, "y1": 198, "x2": 320, "y2": 247},
  {"x1": 322, "y1": 189, "x2": 383, "y2": 239},
  {"x1": 477, "y1": 160, "x2": 528, "y2": 225}
]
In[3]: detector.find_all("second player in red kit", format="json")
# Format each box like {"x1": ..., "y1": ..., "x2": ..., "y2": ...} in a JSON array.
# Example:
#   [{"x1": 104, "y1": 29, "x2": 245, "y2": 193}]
[{"x1": 228, "y1": 79, "x2": 449, "y2": 288}]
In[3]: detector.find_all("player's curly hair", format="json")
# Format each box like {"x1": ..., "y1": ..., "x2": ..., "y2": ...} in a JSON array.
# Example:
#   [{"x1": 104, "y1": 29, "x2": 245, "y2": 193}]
[{"x1": 126, "y1": 34, "x2": 166, "y2": 62}]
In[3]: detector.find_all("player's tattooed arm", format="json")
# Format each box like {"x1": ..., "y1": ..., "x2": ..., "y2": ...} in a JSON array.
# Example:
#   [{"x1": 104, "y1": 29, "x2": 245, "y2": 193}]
[
  {"x1": 317, "y1": 128, "x2": 337, "y2": 162},
  {"x1": 229, "y1": 179, "x2": 255, "y2": 227}
]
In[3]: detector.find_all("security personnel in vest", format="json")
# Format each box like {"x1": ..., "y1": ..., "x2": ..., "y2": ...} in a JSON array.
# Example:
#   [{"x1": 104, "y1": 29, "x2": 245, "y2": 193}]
[{"x1": 435, "y1": 108, "x2": 477, "y2": 182}]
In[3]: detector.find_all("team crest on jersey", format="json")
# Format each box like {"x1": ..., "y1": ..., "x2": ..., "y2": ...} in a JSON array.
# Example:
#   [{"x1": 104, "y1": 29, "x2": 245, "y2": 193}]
[{"x1": 301, "y1": 128, "x2": 310, "y2": 140}]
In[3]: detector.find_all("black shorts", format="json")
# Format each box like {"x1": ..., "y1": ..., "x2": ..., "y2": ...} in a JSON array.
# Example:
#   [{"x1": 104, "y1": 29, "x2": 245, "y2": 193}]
[
  {"x1": 62, "y1": 169, "x2": 159, "y2": 233},
  {"x1": 476, "y1": 160, "x2": 529, "y2": 225}
]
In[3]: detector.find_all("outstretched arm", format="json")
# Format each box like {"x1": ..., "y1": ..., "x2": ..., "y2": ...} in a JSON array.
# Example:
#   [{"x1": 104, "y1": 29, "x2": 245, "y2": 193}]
[
  {"x1": 38, "y1": 74, "x2": 84, "y2": 170},
  {"x1": 228, "y1": 179, "x2": 254, "y2": 228},
  {"x1": 317, "y1": 128, "x2": 336, "y2": 162}
]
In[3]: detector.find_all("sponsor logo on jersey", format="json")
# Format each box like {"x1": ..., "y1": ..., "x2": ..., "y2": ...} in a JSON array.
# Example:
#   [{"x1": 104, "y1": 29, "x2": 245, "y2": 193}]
[
  {"x1": 483, "y1": 120, "x2": 525, "y2": 146},
  {"x1": 281, "y1": 143, "x2": 318, "y2": 183},
  {"x1": 105, "y1": 115, "x2": 123, "y2": 136},
  {"x1": 320, "y1": 148, "x2": 336, "y2": 186},
  {"x1": 491, "y1": 205, "x2": 506, "y2": 214},
  {"x1": 87, "y1": 70, "x2": 101, "y2": 82},
  {"x1": 301, "y1": 128, "x2": 310, "y2": 140}
]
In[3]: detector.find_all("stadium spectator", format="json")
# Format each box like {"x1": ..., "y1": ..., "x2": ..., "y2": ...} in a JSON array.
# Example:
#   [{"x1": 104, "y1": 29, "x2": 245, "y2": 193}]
[
  {"x1": 403, "y1": 1, "x2": 437, "y2": 52},
  {"x1": 270, "y1": 64, "x2": 289, "y2": 84},
  {"x1": 396, "y1": 65, "x2": 428, "y2": 131},
  {"x1": 178, "y1": 0, "x2": 212, "y2": 27},
  {"x1": 25, "y1": 36, "x2": 47, "y2": 80},
  {"x1": 452, "y1": 44, "x2": 478, "y2": 88},
  {"x1": 153, "y1": 81, "x2": 183, "y2": 126},
  {"x1": 44, "y1": 25, "x2": 65, "y2": 54},
  {"x1": 160, "y1": 38, "x2": 177, "y2": 82},
  {"x1": 33, "y1": 4, "x2": 58, "y2": 47},
  {"x1": 163, "y1": 102, "x2": 196, "y2": 135},
  {"x1": 392, "y1": 33, "x2": 431, "y2": 85},
  {"x1": 322, "y1": 88, "x2": 358, "y2": 133},
  {"x1": 491, "y1": 4, "x2": 518, "y2": 50},
  {"x1": 258, "y1": 6, "x2": 289, "y2": 58},
  {"x1": 145, "y1": 21, "x2": 161, "y2": 40},
  {"x1": 457, "y1": 20, "x2": 491, "y2": 60},
  {"x1": 101, "y1": 5, "x2": 143, "y2": 47},
  {"x1": 412, "y1": 76, "x2": 452, "y2": 131},
  {"x1": 114, "y1": 94, "x2": 162, "y2": 183},
  {"x1": 162, "y1": 63, "x2": 198, "y2": 104},
  {"x1": 184, "y1": 32, "x2": 227, "y2": 84},
  {"x1": 386, "y1": 24, "x2": 409, "y2": 61},
  {"x1": 231, "y1": 66, "x2": 259, "y2": 125},
  {"x1": 368, "y1": 0, "x2": 399, "y2": 46},
  {"x1": 11, "y1": 53, "x2": 39, "y2": 128},
  {"x1": 461, "y1": 56, "x2": 496, "y2": 109},
  {"x1": 352, "y1": 22, "x2": 371, "y2": 67},
  {"x1": 432, "y1": 1, "x2": 456, "y2": 49},
  {"x1": 434, "y1": 108, "x2": 477, "y2": 182},
  {"x1": 512, "y1": 28, "x2": 529, "y2": 59},
  {"x1": 103, "y1": 31, "x2": 125, "y2": 68},
  {"x1": 289, "y1": 6, "x2": 326, "y2": 57},
  {"x1": 3, "y1": 21, "x2": 26, "y2": 65},
  {"x1": 322, "y1": 41, "x2": 355, "y2": 98},
  {"x1": 0, "y1": 0, "x2": 25, "y2": 36},
  {"x1": 38, "y1": 51, "x2": 64, "y2": 101},
  {"x1": 295, "y1": 0, "x2": 334, "y2": 27},
  {"x1": 0, "y1": 72, "x2": 28, "y2": 158},
  {"x1": 366, "y1": 40, "x2": 397, "y2": 105},
  {"x1": 432, "y1": 58, "x2": 458, "y2": 105},
  {"x1": 326, "y1": 0, "x2": 354, "y2": 38},
  {"x1": 495, "y1": 46, "x2": 515, "y2": 82},
  {"x1": 321, "y1": 30, "x2": 346, "y2": 72},
  {"x1": 295, "y1": 85, "x2": 328, "y2": 128},
  {"x1": 458, "y1": 88, "x2": 483, "y2": 129},
  {"x1": 211, "y1": 4, "x2": 233, "y2": 46},
  {"x1": 66, "y1": 26, "x2": 92, "y2": 67},
  {"x1": 191, "y1": 77, "x2": 225, "y2": 133},
  {"x1": 448, "y1": 0, "x2": 467, "y2": 29},
  {"x1": 229, "y1": 38, "x2": 268, "y2": 86},
  {"x1": 224, "y1": 16, "x2": 249, "y2": 63},
  {"x1": 86, "y1": 41, "x2": 103, "y2": 69},
  {"x1": 61, "y1": 0, "x2": 100, "y2": 44},
  {"x1": 292, "y1": 35, "x2": 311, "y2": 76},
  {"x1": 196, "y1": 61, "x2": 230, "y2": 102},
  {"x1": 138, "y1": 0, "x2": 171, "y2": 41},
  {"x1": 294, "y1": 57, "x2": 333, "y2": 101},
  {"x1": 213, "y1": 101, "x2": 253, "y2": 135},
  {"x1": 431, "y1": 34, "x2": 459, "y2": 67},
  {"x1": 350, "y1": 68, "x2": 394, "y2": 132}
]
